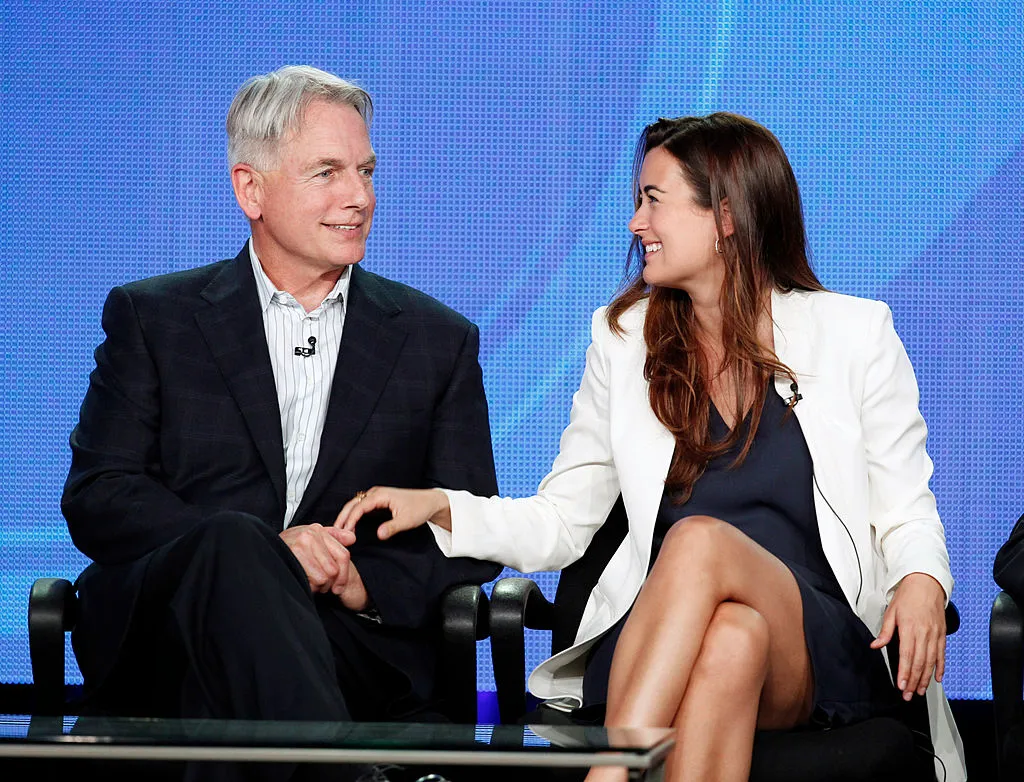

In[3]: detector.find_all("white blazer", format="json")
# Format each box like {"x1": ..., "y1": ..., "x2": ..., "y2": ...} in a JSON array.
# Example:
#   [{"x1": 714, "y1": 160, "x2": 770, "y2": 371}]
[{"x1": 431, "y1": 288, "x2": 965, "y2": 781}]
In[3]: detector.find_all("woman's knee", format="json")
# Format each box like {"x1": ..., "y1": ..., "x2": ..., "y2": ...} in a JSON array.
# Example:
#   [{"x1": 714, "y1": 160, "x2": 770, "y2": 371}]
[
  {"x1": 692, "y1": 602, "x2": 770, "y2": 688},
  {"x1": 654, "y1": 515, "x2": 732, "y2": 576}
]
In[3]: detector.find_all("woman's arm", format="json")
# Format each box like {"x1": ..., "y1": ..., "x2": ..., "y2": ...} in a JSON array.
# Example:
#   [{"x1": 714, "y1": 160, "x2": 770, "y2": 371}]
[
  {"x1": 336, "y1": 307, "x2": 625, "y2": 573},
  {"x1": 859, "y1": 301, "x2": 951, "y2": 700},
  {"x1": 860, "y1": 302, "x2": 951, "y2": 597}
]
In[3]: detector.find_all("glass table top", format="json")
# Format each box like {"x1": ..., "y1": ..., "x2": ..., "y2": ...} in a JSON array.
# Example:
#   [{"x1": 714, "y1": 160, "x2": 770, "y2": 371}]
[{"x1": 0, "y1": 715, "x2": 674, "y2": 769}]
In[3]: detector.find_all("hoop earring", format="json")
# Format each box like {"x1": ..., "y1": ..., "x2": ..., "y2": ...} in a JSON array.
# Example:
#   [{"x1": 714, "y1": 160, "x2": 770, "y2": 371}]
[{"x1": 715, "y1": 238, "x2": 723, "y2": 254}]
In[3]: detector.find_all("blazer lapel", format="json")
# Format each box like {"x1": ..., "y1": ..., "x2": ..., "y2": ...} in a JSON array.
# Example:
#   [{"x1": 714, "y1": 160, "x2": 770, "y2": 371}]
[
  {"x1": 194, "y1": 247, "x2": 287, "y2": 513},
  {"x1": 294, "y1": 266, "x2": 408, "y2": 520},
  {"x1": 771, "y1": 289, "x2": 832, "y2": 467},
  {"x1": 772, "y1": 289, "x2": 865, "y2": 604},
  {"x1": 770, "y1": 289, "x2": 815, "y2": 404}
]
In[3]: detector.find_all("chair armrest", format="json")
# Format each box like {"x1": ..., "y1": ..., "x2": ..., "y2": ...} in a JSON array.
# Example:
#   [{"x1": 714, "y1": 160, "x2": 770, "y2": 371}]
[
  {"x1": 945, "y1": 601, "x2": 961, "y2": 635},
  {"x1": 28, "y1": 577, "x2": 78, "y2": 715},
  {"x1": 991, "y1": 590, "x2": 1024, "y2": 768},
  {"x1": 490, "y1": 577, "x2": 556, "y2": 724},
  {"x1": 439, "y1": 583, "x2": 489, "y2": 723}
]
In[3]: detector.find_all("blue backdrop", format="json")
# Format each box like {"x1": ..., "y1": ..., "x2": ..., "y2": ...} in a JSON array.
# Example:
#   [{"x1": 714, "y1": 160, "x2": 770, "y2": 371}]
[{"x1": 2, "y1": 0, "x2": 1022, "y2": 700}]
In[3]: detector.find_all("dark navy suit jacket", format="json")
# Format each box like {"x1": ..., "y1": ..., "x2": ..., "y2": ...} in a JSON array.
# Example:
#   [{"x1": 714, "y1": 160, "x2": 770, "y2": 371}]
[
  {"x1": 996, "y1": 512, "x2": 1024, "y2": 610},
  {"x1": 62, "y1": 244, "x2": 500, "y2": 701}
]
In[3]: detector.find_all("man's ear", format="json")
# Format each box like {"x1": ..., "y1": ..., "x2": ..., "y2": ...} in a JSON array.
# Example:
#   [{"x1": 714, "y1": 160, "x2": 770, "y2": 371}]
[
  {"x1": 720, "y1": 197, "x2": 735, "y2": 239},
  {"x1": 231, "y1": 164, "x2": 263, "y2": 221}
]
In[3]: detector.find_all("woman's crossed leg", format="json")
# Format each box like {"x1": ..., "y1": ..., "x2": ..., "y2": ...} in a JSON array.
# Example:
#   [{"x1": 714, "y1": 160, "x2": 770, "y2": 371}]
[{"x1": 586, "y1": 515, "x2": 815, "y2": 782}]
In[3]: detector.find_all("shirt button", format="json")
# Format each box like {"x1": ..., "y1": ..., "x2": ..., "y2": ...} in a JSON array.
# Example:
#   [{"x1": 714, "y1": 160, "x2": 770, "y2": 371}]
[{"x1": 297, "y1": 433, "x2": 306, "y2": 442}]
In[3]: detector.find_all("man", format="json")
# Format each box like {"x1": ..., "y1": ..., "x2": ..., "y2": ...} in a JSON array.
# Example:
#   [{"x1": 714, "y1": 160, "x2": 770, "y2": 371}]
[
  {"x1": 62, "y1": 65, "x2": 499, "y2": 739},
  {"x1": 995, "y1": 513, "x2": 1024, "y2": 609}
]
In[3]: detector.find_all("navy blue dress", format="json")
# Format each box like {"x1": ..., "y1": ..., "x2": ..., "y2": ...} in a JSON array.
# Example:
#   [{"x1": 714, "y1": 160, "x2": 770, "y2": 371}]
[{"x1": 581, "y1": 389, "x2": 898, "y2": 726}]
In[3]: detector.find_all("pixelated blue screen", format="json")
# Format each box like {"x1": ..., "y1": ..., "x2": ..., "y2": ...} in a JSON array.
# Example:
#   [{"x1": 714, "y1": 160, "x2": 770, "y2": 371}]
[{"x1": 2, "y1": 1, "x2": 1022, "y2": 702}]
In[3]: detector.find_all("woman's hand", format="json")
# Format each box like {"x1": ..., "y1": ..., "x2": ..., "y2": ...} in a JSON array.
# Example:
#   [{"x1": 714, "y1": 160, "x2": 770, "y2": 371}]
[
  {"x1": 334, "y1": 486, "x2": 452, "y2": 539},
  {"x1": 870, "y1": 572, "x2": 947, "y2": 701}
]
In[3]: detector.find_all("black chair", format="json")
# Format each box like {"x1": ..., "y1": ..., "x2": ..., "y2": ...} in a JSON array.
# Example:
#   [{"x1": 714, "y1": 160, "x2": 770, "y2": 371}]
[
  {"x1": 990, "y1": 590, "x2": 1024, "y2": 781},
  {"x1": 28, "y1": 576, "x2": 489, "y2": 722},
  {"x1": 490, "y1": 497, "x2": 959, "y2": 782}
]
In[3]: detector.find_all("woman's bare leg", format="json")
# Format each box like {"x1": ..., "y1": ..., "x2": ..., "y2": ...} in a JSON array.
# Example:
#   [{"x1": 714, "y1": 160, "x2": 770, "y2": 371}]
[
  {"x1": 664, "y1": 602, "x2": 770, "y2": 781},
  {"x1": 584, "y1": 515, "x2": 814, "y2": 782}
]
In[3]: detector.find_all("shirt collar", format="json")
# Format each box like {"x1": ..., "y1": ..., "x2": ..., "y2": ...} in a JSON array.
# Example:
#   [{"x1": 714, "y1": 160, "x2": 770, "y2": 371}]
[{"x1": 248, "y1": 239, "x2": 351, "y2": 313}]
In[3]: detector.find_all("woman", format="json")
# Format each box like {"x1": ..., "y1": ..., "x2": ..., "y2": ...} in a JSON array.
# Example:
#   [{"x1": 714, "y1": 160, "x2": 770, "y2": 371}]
[{"x1": 336, "y1": 114, "x2": 965, "y2": 782}]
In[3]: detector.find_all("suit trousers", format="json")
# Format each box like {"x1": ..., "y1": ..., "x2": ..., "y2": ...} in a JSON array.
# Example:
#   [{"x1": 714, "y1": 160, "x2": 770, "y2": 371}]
[{"x1": 85, "y1": 511, "x2": 429, "y2": 780}]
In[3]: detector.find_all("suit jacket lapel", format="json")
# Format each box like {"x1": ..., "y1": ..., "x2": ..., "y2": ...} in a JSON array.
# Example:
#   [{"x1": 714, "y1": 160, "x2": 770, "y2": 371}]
[
  {"x1": 194, "y1": 247, "x2": 287, "y2": 515},
  {"x1": 294, "y1": 266, "x2": 408, "y2": 520}
]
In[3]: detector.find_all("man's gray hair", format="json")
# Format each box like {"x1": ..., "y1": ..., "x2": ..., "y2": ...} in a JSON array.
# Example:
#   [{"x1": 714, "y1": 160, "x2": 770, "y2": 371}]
[{"x1": 226, "y1": 65, "x2": 373, "y2": 170}]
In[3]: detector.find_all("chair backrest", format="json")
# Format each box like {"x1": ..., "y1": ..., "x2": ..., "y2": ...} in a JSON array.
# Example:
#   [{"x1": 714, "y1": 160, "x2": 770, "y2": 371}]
[
  {"x1": 991, "y1": 590, "x2": 1024, "y2": 782},
  {"x1": 550, "y1": 496, "x2": 628, "y2": 655}
]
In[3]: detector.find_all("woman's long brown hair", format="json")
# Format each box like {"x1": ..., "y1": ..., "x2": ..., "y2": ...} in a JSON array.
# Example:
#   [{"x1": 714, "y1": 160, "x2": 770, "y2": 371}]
[{"x1": 607, "y1": 113, "x2": 824, "y2": 501}]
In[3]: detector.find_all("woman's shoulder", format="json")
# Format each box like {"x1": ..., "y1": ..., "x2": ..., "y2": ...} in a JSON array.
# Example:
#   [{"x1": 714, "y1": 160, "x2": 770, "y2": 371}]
[
  {"x1": 592, "y1": 298, "x2": 648, "y2": 341},
  {"x1": 777, "y1": 288, "x2": 890, "y2": 330}
]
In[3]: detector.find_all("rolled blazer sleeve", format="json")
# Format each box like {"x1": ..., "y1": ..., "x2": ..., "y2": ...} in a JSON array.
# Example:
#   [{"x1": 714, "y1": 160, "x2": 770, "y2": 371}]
[
  {"x1": 860, "y1": 302, "x2": 952, "y2": 603},
  {"x1": 429, "y1": 308, "x2": 621, "y2": 573}
]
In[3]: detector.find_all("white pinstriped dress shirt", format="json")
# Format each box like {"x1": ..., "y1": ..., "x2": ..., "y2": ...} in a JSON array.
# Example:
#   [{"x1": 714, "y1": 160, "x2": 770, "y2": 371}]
[{"x1": 249, "y1": 243, "x2": 350, "y2": 527}]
